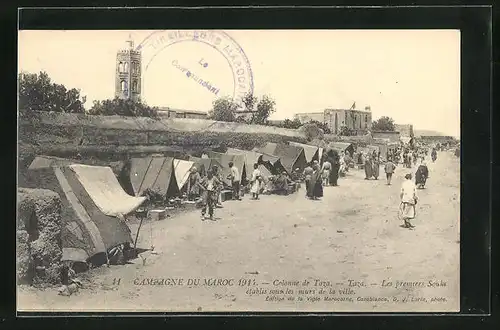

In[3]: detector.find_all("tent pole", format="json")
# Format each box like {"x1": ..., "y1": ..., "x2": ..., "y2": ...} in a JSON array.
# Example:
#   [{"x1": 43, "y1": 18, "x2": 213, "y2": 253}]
[{"x1": 134, "y1": 212, "x2": 146, "y2": 254}]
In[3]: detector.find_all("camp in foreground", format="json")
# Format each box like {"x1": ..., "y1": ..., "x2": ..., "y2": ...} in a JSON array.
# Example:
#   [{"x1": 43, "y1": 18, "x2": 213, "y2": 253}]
[{"x1": 24, "y1": 157, "x2": 146, "y2": 264}]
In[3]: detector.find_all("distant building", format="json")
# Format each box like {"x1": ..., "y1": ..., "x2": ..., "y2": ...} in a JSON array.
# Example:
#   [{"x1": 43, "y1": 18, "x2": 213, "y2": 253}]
[
  {"x1": 294, "y1": 106, "x2": 372, "y2": 135},
  {"x1": 157, "y1": 107, "x2": 208, "y2": 119},
  {"x1": 115, "y1": 35, "x2": 141, "y2": 101}
]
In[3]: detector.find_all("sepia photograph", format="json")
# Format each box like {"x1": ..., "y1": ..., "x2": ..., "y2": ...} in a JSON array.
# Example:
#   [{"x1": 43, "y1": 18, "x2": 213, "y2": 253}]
[{"x1": 17, "y1": 28, "x2": 461, "y2": 313}]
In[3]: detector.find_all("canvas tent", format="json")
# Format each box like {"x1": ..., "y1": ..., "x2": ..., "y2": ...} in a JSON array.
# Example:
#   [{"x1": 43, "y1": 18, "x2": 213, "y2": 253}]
[
  {"x1": 188, "y1": 156, "x2": 222, "y2": 177},
  {"x1": 259, "y1": 143, "x2": 307, "y2": 174},
  {"x1": 226, "y1": 148, "x2": 273, "y2": 178},
  {"x1": 328, "y1": 142, "x2": 355, "y2": 157},
  {"x1": 288, "y1": 142, "x2": 320, "y2": 164},
  {"x1": 24, "y1": 160, "x2": 145, "y2": 264},
  {"x1": 258, "y1": 142, "x2": 278, "y2": 156},
  {"x1": 124, "y1": 156, "x2": 179, "y2": 197},
  {"x1": 173, "y1": 159, "x2": 195, "y2": 190},
  {"x1": 207, "y1": 151, "x2": 246, "y2": 186}
]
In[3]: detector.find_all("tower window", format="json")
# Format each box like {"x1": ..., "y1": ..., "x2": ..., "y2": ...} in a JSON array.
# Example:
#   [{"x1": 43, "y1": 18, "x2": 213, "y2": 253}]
[
  {"x1": 123, "y1": 62, "x2": 129, "y2": 73},
  {"x1": 121, "y1": 80, "x2": 128, "y2": 92},
  {"x1": 132, "y1": 80, "x2": 138, "y2": 92},
  {"x1": 118, "y1": 62, "x2": 124, "y2": 72}
]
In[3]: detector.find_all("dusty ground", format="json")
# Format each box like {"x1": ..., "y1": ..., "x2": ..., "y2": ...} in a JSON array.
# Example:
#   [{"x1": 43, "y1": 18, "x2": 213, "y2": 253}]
[{"x1": 18, "y1": 151, "x2": 460, "y2": 312}]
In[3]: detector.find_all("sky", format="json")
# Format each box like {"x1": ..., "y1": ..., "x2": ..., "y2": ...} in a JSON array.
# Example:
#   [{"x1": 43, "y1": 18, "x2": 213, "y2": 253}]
[{"x1": 18, "y1": 30, "x2": 460, "y2": 137}]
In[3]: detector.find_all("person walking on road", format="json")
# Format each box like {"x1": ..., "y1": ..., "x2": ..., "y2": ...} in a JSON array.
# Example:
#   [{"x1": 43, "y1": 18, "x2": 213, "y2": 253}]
[
  {"x1": 228, "y1": 162, "x2": 241, "y2": 201},
  {"x1": 431, "y1": 148, "x2": 438, "y2": 163},
  {"x1": 400, "y1": 173, "x2": 418, "y2": 229},
  {"x1": 199, "y1": 170, "x2": 221, "y2": 221},
  {"x1": 384, "y1": 159, "x2": 396, "y2": 185},
  {"x1": 415, "y1": 161, "x2": 429, "y2": 189}
]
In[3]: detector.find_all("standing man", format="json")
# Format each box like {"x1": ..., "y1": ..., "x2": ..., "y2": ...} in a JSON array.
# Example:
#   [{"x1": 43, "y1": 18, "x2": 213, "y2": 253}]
[
  {"x1": 384, "y1": 158, "x2": 396, "y2": 185},
  {"x1": 400, "y1": 173, "x2": 418, "y2": 229},
  {"x1": 431, "y1": 148, "x2": 437, "y2": 163},
  {"x1": 228, "y1": 162, "x2": 241, "y2": 201},
  {"x1": 199, "y1": 170, "x2": 221, "y2": 221}
]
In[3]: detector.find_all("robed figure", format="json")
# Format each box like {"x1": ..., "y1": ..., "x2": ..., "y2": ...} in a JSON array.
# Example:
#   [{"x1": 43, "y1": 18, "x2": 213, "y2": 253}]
[
  {"x1": 328, "y1": 149, "x2": 340, "y2": 186},
  {"x1": 364, "y1": 155, "x2": 373, "y2": 180},
  {"x1": 415, "y1": 162, "x2": 429, "y2": 189}
]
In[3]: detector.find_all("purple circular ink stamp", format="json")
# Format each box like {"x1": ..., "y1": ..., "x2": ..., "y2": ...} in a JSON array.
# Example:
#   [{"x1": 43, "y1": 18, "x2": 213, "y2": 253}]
[{"x1": 136, "y1": 30, "x2": 254, "y2": 109}]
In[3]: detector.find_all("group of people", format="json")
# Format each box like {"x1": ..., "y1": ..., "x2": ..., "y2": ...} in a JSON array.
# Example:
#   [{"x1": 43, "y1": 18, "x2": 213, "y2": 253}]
[
  {"x1": 185, "y1": 162, "x2": 242, "y2": 221},
  {"x1": 363, "y1": 150, "x2": 382, "y2": 180},
  {"x1": 184, "y1": 144, "x2": 437, "y2": 225}
]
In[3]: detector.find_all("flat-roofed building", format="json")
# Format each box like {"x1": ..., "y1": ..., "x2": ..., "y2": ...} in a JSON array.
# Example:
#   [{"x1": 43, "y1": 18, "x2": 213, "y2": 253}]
[{"x1": 294, "y1": 106, "x2": 372, "y2": 135}]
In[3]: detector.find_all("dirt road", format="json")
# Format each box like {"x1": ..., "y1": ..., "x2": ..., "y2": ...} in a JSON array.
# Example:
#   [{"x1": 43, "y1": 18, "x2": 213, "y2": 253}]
[{"x1": 18, "y1": 151, "x2": 460, "y2": 312}]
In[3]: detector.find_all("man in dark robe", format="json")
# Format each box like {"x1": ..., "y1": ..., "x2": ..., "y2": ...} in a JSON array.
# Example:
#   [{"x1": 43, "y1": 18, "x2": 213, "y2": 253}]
[
  {"x1": 307, "y1": 161, "x2": 323, "y2": 200},
  {"x1": 364, "y1": 154, "x2": 373, "y2": 180},
  {"x1": 415, "y1": 161, "x2": 429, "y2": 189},
  {"x1": 431, "y1": 148, "x2": 437, "y2": 162},
  {"x1": 329, "y1": 151, "x2": 340, "y2": 186}
]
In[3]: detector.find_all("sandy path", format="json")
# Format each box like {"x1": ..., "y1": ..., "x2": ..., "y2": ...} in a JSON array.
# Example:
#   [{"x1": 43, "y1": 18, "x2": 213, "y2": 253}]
[{"x1": 18, "y1": 151, "x2": 460, "y2": 312}]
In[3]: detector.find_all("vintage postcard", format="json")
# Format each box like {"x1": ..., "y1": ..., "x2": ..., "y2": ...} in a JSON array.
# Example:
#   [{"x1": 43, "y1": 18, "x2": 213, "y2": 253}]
[{"x1": 17, "y1": 29, "x2": 460, "y2": 313}]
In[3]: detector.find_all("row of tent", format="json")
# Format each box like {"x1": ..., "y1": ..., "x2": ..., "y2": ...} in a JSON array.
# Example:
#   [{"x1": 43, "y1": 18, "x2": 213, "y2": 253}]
[{"x1": 18, "y1": 139, "x2": 387, "y2": 266}]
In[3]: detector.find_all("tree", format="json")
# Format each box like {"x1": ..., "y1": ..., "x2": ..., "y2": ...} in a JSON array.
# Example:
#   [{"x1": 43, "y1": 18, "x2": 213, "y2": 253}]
[
  {"x1": 88, "y1": 97, "x2": 159, "y2": 118},
  {"x1": 18, "y1": 71, "x2": 86, "y2": 113},
  {"x1": 252, "y1": 95, "x2": 276, "y2": 125},
  {"x1": 371, "y1": 116, "x2": 396, "y2": 131},
  {"x1": 301, "y1": 122, "x2": 324, "y2": 141},
  {"x1": 208, "y1": 97, "x2": 239, "y2": 122},
  {"x1": 281, "y1": 118, "x2": 302, "y2": 129},
  {"x1": 308, "y1": 120, "x2": 332, "y2": 134},
  {"x1": 239, "y1": 93, "x2": 276, "y2": 125}
]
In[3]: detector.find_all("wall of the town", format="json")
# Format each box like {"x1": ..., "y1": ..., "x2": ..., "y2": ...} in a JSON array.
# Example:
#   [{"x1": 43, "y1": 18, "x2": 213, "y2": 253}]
[
  {"x1": 18, "y1": 111, "x2": 308, "y2": 174},
  {"x1": 371, "y1": 131, "x2": 401, "y2": 143}
]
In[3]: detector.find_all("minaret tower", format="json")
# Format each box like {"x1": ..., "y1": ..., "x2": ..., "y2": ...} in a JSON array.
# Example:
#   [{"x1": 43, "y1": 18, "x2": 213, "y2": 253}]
[{"x1": 115, "y1": 34, "x2": 142, "y2": 101}]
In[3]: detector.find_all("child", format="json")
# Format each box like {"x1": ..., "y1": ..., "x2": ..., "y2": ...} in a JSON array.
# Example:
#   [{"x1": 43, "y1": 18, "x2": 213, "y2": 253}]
[{"x1": 199, "y1": 170, "x2": 221, "y2": 221}]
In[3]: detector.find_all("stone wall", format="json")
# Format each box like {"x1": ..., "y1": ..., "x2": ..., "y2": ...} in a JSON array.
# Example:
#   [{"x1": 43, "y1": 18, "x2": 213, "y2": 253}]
[{"x1": 17, "y1": 188, "x2": 63, "y2": 286}]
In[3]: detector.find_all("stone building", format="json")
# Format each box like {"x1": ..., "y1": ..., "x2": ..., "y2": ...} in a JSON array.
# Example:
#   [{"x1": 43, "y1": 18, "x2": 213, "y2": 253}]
[
  {"x1": 115, "y1": 36, "x2": 142, "y2": 101},
  {"x1": 294, "y1": 106, "x2": 372, "y2": 135}
]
